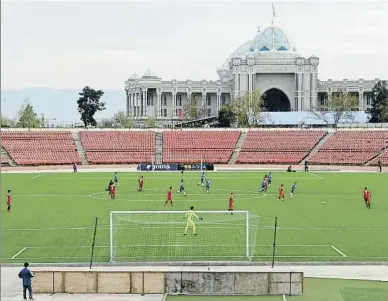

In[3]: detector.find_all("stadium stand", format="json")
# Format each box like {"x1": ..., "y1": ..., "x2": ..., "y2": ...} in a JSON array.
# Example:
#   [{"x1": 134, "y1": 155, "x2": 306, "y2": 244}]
[
  {"x1": 1, "y1": 154, "x2": 10, "y2": 166},
  {"x1": 236, "y1": 130, "x2": 327, "y2": 164},
  {"x1": 370, "y1": 148, "x2": 388, "y2": 165},
  {"x1": 309, "y1": 131, "x2": 388, "y2": 165},
  {"x1": 80, "y1": 131, "x2": 155, "y2": 164},
  {"x1": 163, "y1": 130, "x2": 241, "y2": 163},
  {"x1": 1, "y1": 131, "x2": 81, "y2": 165}
]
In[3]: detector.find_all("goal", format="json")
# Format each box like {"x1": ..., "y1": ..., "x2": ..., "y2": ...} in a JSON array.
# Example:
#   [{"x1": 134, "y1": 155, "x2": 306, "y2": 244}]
[{"x1": 110, "y1": 210, "x2": 260, "y2": 262}]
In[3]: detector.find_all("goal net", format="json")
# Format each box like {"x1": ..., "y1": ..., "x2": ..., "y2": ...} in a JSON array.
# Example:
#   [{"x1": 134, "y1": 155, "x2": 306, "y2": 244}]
[{"x1": 110, "y1": 210, "x2": 260, "y2": 262}]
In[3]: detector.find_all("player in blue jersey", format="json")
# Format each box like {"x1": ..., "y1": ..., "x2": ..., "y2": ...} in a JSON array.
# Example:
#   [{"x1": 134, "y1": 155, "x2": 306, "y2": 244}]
[
  {"x1": 198, "y1": 171, "x2": 205, "y2": 187},
  {"x1": 259, "y1": 175, "x2": 268, "y2": 193},
  {"x1": 290, "y1": 182, "x2": 297, "y2": 198},
  {"x1": 177, "y1": 179, "x2": 187, "y2": 196},
  {"x1": 114, "y1": 172, "x2": 120, "y2": 187},
  {"x1": 205, "y1": 179, "x2": 211, "y2": 193},
  {"x1": 267, "y1": 172, "x2": 272, "y2": 186}
]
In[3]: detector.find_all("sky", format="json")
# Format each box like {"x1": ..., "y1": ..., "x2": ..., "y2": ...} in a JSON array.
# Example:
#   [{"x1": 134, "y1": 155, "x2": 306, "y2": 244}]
[{"x1": 2, "y1": 0, "x2": 388, "y2": 91}]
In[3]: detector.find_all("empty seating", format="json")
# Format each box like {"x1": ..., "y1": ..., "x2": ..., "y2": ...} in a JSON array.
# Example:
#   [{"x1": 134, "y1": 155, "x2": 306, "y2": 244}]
[
  {"x1": 80, "y1": 131, "x2": 155, "y2": 164},
  {"x1": 367, "y1": 148, "x2": 388, "y2": 166},
  {"x1": 309, "y1": 131, "x2": 388, "y2": 165},
  {"x1": 1, "y1": 131, "x2": 80, "y2": 165},
  {"x1": 163, "y1": 131, "x2": 241, "y2": 163},
  {"x1": 236, "y1": 130, "x2": 327, "y2": 164}
]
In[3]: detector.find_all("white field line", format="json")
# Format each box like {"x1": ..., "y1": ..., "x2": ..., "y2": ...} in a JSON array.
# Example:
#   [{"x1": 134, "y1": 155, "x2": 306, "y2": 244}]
[
  {"x1": 23, "y1": 244, "x2": 333, "y2": 249},
  {"x1": 331, "y1": 245, "x2": 347, "y2": 257},
  {"x1": 283, "y1": 294, "x2": 288, "y2": 301},
  {"x1": 309, "y1": 172, "x2": 324, "y2": 180},
  {"x1": 5, "y1": 254, "x2": 388, "y2": 260},
  {"x1": 31, "y1": 173, "x2": 45, "y2": 180},
  {"x1": 4, "y1": 225, "x2": 388, "y2": 231},
  {"x1": 11, "y1": 247, "x2": 27, "y2": 259},
  {"x1": 48, "y1": 175, "x2": 322, "y2": 181}
]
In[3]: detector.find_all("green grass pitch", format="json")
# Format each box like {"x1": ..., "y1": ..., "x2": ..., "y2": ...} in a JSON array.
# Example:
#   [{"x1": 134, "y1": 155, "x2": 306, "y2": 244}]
[
  {"x1": 166, "y1": 278, "x2": 388, "y2": 301},
  {"x1": 1, "y1": 171, "x2": 388, "y2": 263}
]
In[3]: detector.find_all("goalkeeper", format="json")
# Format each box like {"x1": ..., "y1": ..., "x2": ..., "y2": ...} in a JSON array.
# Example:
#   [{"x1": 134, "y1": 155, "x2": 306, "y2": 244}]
[{"x1": 184, "y1": 206, "x2": 203, "y2": 235}]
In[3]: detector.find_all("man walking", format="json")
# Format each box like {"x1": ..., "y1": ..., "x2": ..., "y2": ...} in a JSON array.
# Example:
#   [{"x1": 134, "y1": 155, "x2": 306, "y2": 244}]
[{"x1": 18, "y1": 262, "x2": 34, "y2": 300}]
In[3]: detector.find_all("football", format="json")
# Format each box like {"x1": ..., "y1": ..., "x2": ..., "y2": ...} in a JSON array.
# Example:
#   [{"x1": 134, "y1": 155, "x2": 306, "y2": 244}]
[{"x1": 322, "y1": 201, "x2": 326, "y2": 205}]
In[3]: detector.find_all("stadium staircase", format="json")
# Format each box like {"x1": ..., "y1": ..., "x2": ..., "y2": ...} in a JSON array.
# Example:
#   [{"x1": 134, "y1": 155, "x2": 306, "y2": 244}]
[
  {"x1": 364, "y1": 144, "x2": 388, "y2": 166},
  {"x1": 228, "y1": 131, "x2": 247, "y2": 164},
  {"x1": 1, "y1": 146, "x2": 16, "y2": 166},
  {"x1": 71, "y1": 131, "x2": 89, "y2": 165},
  {"x1": 155, "y1": 131, "x2": 163, "y2": 164},
  {"x1": 301, "y1": 130, "x2": 335, "y2": 164}
]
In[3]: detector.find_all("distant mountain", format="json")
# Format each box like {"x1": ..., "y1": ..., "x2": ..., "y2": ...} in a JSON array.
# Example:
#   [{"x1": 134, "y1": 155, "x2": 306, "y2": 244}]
[{"x1": 0, "y1": 88, "x2": 125, "y2": 124}]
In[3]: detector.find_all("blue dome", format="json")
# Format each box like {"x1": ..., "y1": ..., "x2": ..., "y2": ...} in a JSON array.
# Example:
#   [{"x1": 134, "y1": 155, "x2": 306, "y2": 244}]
[{"x1": 250, "y1": 27, "x2": 291, "y2": 52}]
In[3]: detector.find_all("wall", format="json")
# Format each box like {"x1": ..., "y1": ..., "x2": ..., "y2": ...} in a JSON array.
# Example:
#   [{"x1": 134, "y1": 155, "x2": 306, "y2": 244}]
[{"x1": 33, "y1": 270, "x2": 303, "y2": 296}]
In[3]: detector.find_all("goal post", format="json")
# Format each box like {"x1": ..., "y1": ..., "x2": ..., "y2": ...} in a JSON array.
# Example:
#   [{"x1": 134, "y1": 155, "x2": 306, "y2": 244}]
[{"x1": 109, "y1": 210, "x2": 260, "y2": 262}]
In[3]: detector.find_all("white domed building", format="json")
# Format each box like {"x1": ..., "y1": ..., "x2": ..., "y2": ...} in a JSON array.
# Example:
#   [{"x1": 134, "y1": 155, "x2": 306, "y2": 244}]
[{"x1": 125, "y1": 24, "x2": 381, "y2": 126}]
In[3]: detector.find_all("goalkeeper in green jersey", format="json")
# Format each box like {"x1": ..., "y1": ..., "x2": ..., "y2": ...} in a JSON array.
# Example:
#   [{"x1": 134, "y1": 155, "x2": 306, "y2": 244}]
[{"x1": 184, "y1": 206, "x2": 203, "y2": 235}]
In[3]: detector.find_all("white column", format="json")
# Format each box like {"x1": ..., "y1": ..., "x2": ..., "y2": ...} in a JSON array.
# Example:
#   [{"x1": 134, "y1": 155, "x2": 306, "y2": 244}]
[
  {"x1": 297, "y1": 73, "x2": 303, "y2": 111},
  {"x1": 173, "y1": 93, "x2": 177, "y2": 118},
  {"x1": 130, "y1": 94, "x2": 134, "y2": 117},
  {"x1": 216, "y1": 93, "x2": 221, "y2": 113},
  {"x1": 358, "y1": 89, "x2": 364, "y2": 111},
  {"x1": 136, "y1": 93, "x2": 140, "y2": 118},
  {"x1": 234, "y1": 74, "x2": 239, "y2": 97},
  {"x1": 144, "y1": 90, "x2": 148, "y2": 117},
  {"x1": 157, "y1": 93, "x2": 161, "y2": 118},
  {"x1": 202, "y1": 93, "x2": 206, "y2": 109},
  {"x1": 126, "y1": 92, "x2": 129, "y2": 117}
]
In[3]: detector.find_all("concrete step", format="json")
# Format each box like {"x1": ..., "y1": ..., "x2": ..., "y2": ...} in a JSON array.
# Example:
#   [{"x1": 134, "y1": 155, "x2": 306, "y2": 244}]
[
  {"x1": 228, "y1": 131, "x2": 247, "y2": 164},
  {"x1": 301, "y1": 130, "x2": 335, "y2": 164},
  {"x1": 71, "y1": 131, "x2": 89, "y2": 165}
]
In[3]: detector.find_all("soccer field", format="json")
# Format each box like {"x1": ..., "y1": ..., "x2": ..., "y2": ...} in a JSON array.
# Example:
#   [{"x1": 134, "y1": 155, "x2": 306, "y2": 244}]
[{"x1": 1, "y1": 170, "x2": 388, "y2": 263}]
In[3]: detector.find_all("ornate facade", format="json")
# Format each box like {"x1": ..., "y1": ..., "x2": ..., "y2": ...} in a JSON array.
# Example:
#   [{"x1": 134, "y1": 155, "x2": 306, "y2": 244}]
[{"x1": 125, "y1": 25, "x2": 382, "y2": 126}]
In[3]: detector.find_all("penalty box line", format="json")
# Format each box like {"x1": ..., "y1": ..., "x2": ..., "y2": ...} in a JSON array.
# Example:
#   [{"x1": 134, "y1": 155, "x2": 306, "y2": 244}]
[
  {"x1": 331, "y1": 245, "x2": 347, "y2": 257},
  {"x1": 11, "y1": 247, "x2": 27, "y2": 259}
]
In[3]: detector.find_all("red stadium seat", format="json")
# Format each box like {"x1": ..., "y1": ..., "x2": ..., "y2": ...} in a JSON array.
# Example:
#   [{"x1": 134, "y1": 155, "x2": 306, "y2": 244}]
[
  {"x1": 309, "y1": 131, "x2": 388, "y2": 165},
  {"x1": 80, "y1": 131, "x2": 155, "y2": 164},
  {"x1": 1, "y1": 131, "x2": 81, "y2": 165},
  {"x1": 236, "y1": 130, "x2": 327, "y2": 164},
  {"x1": 162, "y1": 131, "x2": 241, "y2": 164}
]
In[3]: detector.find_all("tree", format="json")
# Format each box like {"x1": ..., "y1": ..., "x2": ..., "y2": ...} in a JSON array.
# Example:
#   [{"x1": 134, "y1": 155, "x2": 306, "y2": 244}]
[
  {"x1": 144, "y1": 117, "x2": 156, "y2": 128},
  {"x1": 182, "y1": 95, "x2": 206, "y2": 121},
  {"x1": 112, "y1": 111, "x2": 133, "y2": 128},
  {"x1": 369, "y1": 80, "x2": 388, "y2": 123},
  {"x1": 231, "y1": 89, "x2": 266, "y2": 127},
  {"x1": 217, "y1": 104, "x2": 236, "y2": 127},
  {"x1": 1, "y1": 115, "x2": 15, "y2": 127},
  {"x1": 16, "y1": 99, "x2": 42, "y2": 128},
  {"x1": 309, "y1": 92, "x2": 358, "y2": 126},
  {"x1": 77, "y1": 86, "x2": 105, "y2": 128}
]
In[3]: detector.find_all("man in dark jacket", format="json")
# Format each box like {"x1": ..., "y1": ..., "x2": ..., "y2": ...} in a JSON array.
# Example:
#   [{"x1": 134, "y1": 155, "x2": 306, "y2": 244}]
[{"x1": 18, "y1": 262, "x2": 34, "y2": 300}]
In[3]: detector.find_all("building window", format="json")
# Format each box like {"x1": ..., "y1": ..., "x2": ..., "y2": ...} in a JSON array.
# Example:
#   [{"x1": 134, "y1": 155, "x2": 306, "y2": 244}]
[
  {"x1": 221, "y1": 95, "x2": 226, "y2": 105},
  {"x1": 206, "y1": 95, "x2": 211, "y2": 106},
  {"x1": 176, "y1": 95, "x2": 182, "y2": 106},
  {"x1": 162, "y1": 95, "x2": 167, "y2": 106},
  {"x1": 207, "y1": 109, "x2": 212, "y2": 117},
  {"x1": 147, "y1": 95, "x2": 154, "y2": 106},
  {"x1": 162, "y1": 109, "x2": 167, "y2": 117},
  {"x1": 366, "y1": 93, "x2": 372, "y2": 106}
]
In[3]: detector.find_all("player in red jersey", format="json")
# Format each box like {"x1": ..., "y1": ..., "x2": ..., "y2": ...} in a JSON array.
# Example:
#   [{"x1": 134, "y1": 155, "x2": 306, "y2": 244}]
[
  {"x1": 165, "y1": 186, "x2": 174, "y2": 206},
  {"x1": 138, "y1": 176, "x2": 144, "y2": 192},
  {"x1": 7, "y1": 190, "x2": 12, "y2": 212},
  {"x1": 110, "y1": 184, "x2": 116, "y2": 200},
  {"x1": 228, "y1": 192, "x2": 234, "y2": 214},
  {"x1": 362, "y1": 187, "x2": 371, "y2": 209},
  {"x1": 278, "y1": 184, "x2": 285, "y2": 201}
]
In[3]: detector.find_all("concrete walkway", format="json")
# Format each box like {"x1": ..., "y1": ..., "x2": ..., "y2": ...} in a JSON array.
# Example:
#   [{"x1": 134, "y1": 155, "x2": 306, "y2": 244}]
[{"x1": 2, "y1": 265, "x2": 388, "y2": 301}]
